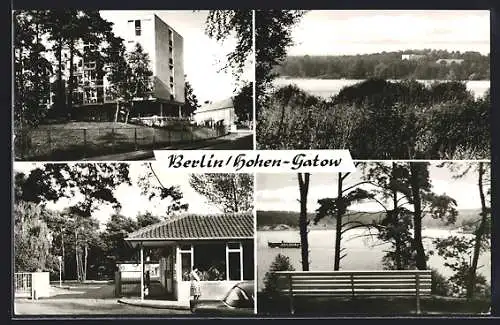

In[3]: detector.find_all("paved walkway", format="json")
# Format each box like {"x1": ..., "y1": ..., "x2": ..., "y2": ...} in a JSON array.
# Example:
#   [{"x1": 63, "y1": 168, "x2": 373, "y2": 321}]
[{"x1": 118, "y1": 298, "x2": 190, "y2": 310}]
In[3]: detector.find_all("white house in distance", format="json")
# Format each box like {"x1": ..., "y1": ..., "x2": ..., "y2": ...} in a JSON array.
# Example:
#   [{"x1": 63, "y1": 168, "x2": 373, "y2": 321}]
[
  {"x1": 401, "y1": 54, "x2": 426, "y2": 60},
  {"x1": 118, "y1": 212, "x2": 254, "y2": 304},
  {"x1": 435, "y1": 58, "x2": 465, "y2": 65},
  {"x1": 193, "y1": 98, "x2": 238, "y2": 132}
]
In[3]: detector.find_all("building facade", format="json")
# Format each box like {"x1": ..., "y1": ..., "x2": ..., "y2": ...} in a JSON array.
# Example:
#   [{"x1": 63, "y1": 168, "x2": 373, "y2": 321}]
[
  {"x1": 193, "y1": 98, "x2": 237, "y2": 132},
  {"x1": 121, "y1": 212, "x2": 254, "y2": 303},
  {"x1": 47, "y1": 13, "x2": 185, "y2": 121}
]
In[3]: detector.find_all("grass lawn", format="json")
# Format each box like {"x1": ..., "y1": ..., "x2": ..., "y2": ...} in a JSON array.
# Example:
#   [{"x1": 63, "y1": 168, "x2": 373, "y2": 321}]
[
  {"x1": 257, "y1": 293, "x2": 491, "y2": 316},
  {"x1": 15, "y1": 122, "x2": 224, "y2": 161}
]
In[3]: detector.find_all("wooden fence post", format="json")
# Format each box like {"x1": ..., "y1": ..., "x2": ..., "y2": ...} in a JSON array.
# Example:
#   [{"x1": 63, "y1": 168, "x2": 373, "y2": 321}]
[
  {"x1": 83, "y1": 129, "x2": 87, "y2": 158},
  {"x1": 288, "y1": 273, "x2": 295, "y2": 315},
  {"x1": 350, "y1": 274, "x2": 355, "y2": 299},
  {"x1": 111, "y1": 128, "x2": 115, "y2": 153},
  {"x1": 415, "y1": 273, "x2": 421, "y2": 315},
  {"x1": 47, "y1": 130, "x2": 52, "y2": 154},
  {"x1": 134, "y1": 128, "x2": 138, "y2": 150},
  {"x1": 115, "y1": 271, "x2": 121, "y2": 297}
]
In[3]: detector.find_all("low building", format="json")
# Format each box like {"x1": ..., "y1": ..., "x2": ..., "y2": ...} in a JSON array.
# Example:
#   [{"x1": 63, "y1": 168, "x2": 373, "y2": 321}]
[
  {"x1": 193, "y1": 98, "x2": 237, "y2": 132},
  {"x1": 436, "y1": 58, "x2": 465, "y2": 65},
  {"x1": 122, "y1": 212, "x2": 254, "y2": 303}
]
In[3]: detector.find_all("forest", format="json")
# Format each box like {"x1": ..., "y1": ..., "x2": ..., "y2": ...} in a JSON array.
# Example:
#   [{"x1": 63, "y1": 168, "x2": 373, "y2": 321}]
[
  {"x1": 275, "y1": 50, "x2": 490, "y2": 80},
  {"x1": 257, "y1": 78, "x2": 490, "y2": 159}
]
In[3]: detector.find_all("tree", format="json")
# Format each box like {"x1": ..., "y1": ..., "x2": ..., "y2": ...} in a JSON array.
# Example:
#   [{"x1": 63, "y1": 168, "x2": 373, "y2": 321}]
[
  {"x1": 263, "y1": 253, "x2": 295, "y2": 295},
  {"x1": 189, "y1": 174, "x2": 253, "y2": 213},
  {"x1": 314, "y1": 165, "x2": 375, "y2": 270},
  {"x1": 297, "y1": 173, "x2": 310, "y2": 271},
  {"x1": 361, "y1": 162, "x2": 417, "y2": 269},
  {"x1": 14, "y1": 201, "x2": 56, "y2": 272},
  {"x1": 102, "y1": 213, "x2": 140, "y2": 262},
  {"x1": 125, "y1": 43, "x2": 154, "y2": 122},
  {"x1": 43, "y1": 10, "x2": 80, "y2": 117},
  {"x1": 205, "y1": 10, "x2": 253, "y2": 78},
  {"x1": 13, "y1": 11, "x2": 52, "y2": 129},
  {"x1": 434, "y1": 162, "x2": 491, "y2": 298},
  {"x1": 233, "y1": 82, "x2": 253, "y2": 123},
  {"x1": 255, "y1": 10, "x2": 307, "y2": 115},
  {"x1": 182, "y1": 78, "x2": 200, "y2": 117},
  {"x1": 105, "y1": 36, "x2": 135, "y2": 122},
  {"x1": 14, "y1": 163, "x2": 131, "y2": 217}
]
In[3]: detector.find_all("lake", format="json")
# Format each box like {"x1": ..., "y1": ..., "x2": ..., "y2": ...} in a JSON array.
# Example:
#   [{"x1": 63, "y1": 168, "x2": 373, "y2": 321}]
[
  {"x1": 274, "y1": 78, "x2": 490, "y2": 99},
  {"x1": 257, "y1": 229, "x2": 491, "y2": 291}
]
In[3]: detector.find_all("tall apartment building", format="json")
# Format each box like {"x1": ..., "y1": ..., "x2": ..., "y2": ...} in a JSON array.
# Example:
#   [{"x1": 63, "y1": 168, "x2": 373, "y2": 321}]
[{"x1": 68, "y1": 13, "x2": 185, "y2": 120}]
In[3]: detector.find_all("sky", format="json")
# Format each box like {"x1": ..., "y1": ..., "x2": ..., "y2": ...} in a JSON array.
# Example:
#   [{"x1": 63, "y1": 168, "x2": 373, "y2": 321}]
[
  {"x1": 14, "y1": 162, "x2": 224, "y2": 229},
  {"x1": 99, "y1": 10, "x2": 253, "y2": 104},
  {"x1": 287, "y1": 10, "x2": 490, "y2": 56},
  {"x1": 256, "y1": 162, "x2": 489, "y2": 213}
]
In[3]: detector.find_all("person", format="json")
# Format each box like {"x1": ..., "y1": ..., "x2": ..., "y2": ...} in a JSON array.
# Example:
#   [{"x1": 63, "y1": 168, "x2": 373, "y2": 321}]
[
  {"x1": 189, "y1": 266, "x2": 201, "y2": 312},
  {"x1": 144, "y1": 270, "x2": 151, "y2": 297}
]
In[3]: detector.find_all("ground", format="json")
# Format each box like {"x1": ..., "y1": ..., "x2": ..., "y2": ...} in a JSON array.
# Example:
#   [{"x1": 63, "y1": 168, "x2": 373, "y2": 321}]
[
  {"x1": 257, "y1": 293, "x2": 491, "y2": 316},
  {"x1": 14, "y1": 283, "x2": 190, "y2": 316}
]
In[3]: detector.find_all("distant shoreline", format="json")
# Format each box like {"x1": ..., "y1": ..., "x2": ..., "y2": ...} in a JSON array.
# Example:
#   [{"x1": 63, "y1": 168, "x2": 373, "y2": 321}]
[{"x1": 277, "y1": 76, "x2": 491, "y2": 82}]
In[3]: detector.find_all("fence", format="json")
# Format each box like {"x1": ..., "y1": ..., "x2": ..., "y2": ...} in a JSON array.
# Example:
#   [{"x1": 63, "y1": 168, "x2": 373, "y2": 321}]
[
  {"x1": 14, "y1": 124, "x2": 228, "y2": 161},
  {"x1": 14, "y1": 272, "x2": 51, "y2": 300}
]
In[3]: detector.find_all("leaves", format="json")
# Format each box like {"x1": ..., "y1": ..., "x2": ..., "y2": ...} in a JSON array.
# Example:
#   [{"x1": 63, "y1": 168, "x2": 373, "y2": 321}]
[{"x1": 189, "y1": 174, "x2": 254, "y2": 213}]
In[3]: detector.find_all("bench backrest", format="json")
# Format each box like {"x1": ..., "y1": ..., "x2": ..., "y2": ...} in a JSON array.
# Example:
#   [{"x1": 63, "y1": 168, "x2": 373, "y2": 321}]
[{"x1": 274, "y1": 270, "x2": 432, "y2": 297}]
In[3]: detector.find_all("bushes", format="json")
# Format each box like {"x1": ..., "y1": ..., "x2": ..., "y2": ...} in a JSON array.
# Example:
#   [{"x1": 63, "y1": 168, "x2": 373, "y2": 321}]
[
  {"x1": 257, "y1": 80, "x2": 490, "y2": 159},
  {"x1": 263, "y1": 253, "x2": 295, "y2": 294},
  {"x1": 431, "y1": 268, "x2": 451, "y2": 297}
]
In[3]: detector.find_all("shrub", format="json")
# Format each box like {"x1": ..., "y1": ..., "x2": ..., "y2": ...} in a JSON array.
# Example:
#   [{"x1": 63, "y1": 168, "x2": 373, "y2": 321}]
[
  {"x1": 263, "y1": 253, "x2": 295, "y2": 294},
  {"x1": 431, "y1": 268, "x2": 451, "y2": 296}
]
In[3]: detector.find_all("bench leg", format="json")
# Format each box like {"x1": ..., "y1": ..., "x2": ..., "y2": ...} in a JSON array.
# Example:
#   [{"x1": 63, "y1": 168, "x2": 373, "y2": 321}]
[{"x1": 289, "y1": 295, "x2": 295, "y2": 315}]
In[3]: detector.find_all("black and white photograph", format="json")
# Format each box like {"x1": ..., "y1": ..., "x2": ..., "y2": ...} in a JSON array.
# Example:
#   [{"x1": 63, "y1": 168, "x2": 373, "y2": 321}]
[
  {"x1": 13, "y1": 10, "x2": 254, "y2": 161},
  {"x1": 13, "y1": 162, "x2": 255, "y2": 316},
  {"x1": 256, "y1": 162, "x2": 491, "y2": 315},
  {"x1": 256, "y1": 10, "x2": 490, "y2": 160}
]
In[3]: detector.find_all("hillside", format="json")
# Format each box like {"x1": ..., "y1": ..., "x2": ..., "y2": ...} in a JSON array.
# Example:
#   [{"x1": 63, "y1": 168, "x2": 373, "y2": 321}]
[{"x1": 257, "y1": 209, "x2": 482, "y2": 231}]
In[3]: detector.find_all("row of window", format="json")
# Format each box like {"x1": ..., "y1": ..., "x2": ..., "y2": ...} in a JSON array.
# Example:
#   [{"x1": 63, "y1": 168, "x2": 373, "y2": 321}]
[{"x1": 179, "y1": 243, "x2": 254, "y2": 282}]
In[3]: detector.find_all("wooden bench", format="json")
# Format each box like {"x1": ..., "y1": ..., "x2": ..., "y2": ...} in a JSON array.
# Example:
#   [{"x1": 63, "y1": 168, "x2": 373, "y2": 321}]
[{"x1": 274, "y1": 270, "x2": 432, "y2": 314}]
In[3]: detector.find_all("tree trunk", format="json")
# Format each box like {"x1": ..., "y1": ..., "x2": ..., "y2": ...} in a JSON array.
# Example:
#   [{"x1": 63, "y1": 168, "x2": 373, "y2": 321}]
[
  {"x1": 334, "y1": 173, "x2": 343, "y2": 271},
  {"x1": 56, "y1": 39, "x2": 65, "y2": 116},
  {"x1": 125, "y1": 102, "x2": 131, "y2": 124},
  {"x1": 67, "y1": 42, "x2": 75, "y2": 118},
  {"x1": 114, "y1": 101, "x2": 119, "y2": 122},
  {"x1": 467, "y1": 162, "x2": 488, "y2": 299},
  {"x1": 298, "y1": 173, "x2": 310, "y2": 271},
  {"x1": 409, "y1": 163, "x2": 427, "y2": 270},
  {"x1": 61, "y1": 232, "x2": 65, "y2": 279},
  {"x1": 231, "y1": 177, "x2": 239, "y2": 212},
  {"x1": 84, "y1": 244, "x2": 88, "y2": 281}
]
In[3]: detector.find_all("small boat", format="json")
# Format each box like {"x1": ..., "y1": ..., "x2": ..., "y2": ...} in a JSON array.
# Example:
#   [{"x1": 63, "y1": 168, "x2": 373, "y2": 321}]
[{"x1": 268, "y1": 241, "x2": 301, "y2": 248}]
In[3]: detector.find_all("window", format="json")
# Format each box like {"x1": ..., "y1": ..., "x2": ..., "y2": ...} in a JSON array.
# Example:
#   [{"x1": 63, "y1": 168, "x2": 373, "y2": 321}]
[
  {"x1": 179, "y1": 245, "x2": 193, "y2": 281},
  {"x1": 193, "y1": 244, "x2": 226, "y2": 281},
  {"x1": 243, "y1": 242, "x2": 254, "y2": 280},
  {"x1": 135, "y1": 20, "x2": 141, "y2": 36},
  {"x1": 170, "y1": 76, "x2": 174, "y2": 83},
  {"x1": 169, "y1": 46, "x2": 173, "y2": 54},
  {"x1": 226, "y1": 242, "x2": 243, "y2": 281}
]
